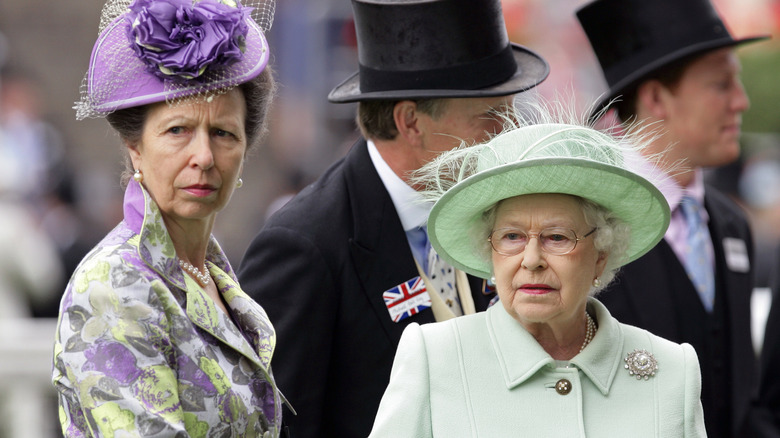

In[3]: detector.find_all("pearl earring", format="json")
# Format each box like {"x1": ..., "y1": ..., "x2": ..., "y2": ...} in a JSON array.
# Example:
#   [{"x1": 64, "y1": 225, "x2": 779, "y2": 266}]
[
  {"x1": 133, "y1": 169, "x2": 143, "y2": 183},
  {"x1": 236, "y1": 178, "x2": 243, "y2": 188},
  {"x1": 592, "y1": 277, "x2": 601, "y2": 288}
]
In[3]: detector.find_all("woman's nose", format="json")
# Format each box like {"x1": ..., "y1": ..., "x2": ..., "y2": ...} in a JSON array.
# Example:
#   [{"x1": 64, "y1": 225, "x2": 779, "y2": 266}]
[
  {"x1": 520, "y1": 237, "x2": 547, "y2": 270},
  {"x1": 191, "y1": 134, "x2": 215, "y2": 170}
]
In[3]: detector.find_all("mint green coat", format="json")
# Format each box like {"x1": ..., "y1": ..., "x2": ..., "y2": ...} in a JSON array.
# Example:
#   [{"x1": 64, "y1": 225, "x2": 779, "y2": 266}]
[{"x1": 369, "y1": 298, "x2": 706, "y2": 437}]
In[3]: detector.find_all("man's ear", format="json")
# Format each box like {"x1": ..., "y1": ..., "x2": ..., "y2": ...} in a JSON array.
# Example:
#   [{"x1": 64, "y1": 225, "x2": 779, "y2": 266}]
[
  {"x1": 636, "y1": 80, "x2": 670, "y2": 120},
  {"x1": 392, "y1": 100, "x2": 423, "y2": 146}
]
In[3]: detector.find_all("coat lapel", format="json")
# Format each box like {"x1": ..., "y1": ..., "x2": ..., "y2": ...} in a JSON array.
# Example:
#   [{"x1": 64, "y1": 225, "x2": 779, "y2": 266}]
[
  {"x1": 486, "y1": 305, "x2": 554, "y2": 389},
  {"x1": 486, "y1": 300, "x2": 624, "y2": 394},
  {"x1": 185, "y1": 264, "x2": 271, "y2": 370},
  {"x1": 344, "y1": 140, "x2": 436, "y2": 342},
  {"x1": 216, "y1": 266, "x2": 276, "y2": 369}
]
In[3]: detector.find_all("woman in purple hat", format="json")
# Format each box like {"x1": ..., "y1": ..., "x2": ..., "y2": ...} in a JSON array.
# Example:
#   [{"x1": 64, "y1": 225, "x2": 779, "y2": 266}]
[{"x1": 51, "y1": 0, "x2": 285, "y2": 436}]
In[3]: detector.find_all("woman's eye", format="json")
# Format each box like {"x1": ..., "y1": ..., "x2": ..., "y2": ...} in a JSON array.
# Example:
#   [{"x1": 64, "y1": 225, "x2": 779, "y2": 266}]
[
  {"x1": 504, "y1": 232, "x2": 523, "y2": 241},
  {"x1": 547, "y1": 233, "x2": 568, "y2": 242},
  {"x1": 168, "y1": 126, "x2": 184, "y2": 135},
  {"x1": 214, "y1": 129, "x2": 237, "y2": 139}
]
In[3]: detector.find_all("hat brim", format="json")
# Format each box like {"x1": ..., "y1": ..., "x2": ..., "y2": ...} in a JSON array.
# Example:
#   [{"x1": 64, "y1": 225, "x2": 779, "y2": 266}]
[
  {"x1": 592, "y1": 35, "x2": 769, "y2": 119},
  {"x1": 327, "y1": 44, "x2": 549, "y2": 103},
  {"x1": 427, "y1": 158, "x2": 670, "y2": 279},
  {"x1": 88, "y1": 15, "x2": 270, "y2": 112}
]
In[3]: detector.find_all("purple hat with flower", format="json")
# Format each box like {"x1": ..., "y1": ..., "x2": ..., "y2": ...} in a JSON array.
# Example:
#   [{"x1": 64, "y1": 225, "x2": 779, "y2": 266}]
[{"x1": 75, "y1": 0, "x2": 274, "y2": 120}]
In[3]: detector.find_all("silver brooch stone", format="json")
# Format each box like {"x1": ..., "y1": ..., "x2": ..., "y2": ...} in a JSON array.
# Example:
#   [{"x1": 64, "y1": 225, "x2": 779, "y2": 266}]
[{"x1": 624, "y1": 349, "x2": 658, "y2": 380}]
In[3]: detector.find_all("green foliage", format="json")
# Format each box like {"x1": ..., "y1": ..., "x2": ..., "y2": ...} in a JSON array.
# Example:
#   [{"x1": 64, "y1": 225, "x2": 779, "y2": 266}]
[{"x1": 741, "y1": 45, "x2": 780, "y2": 134}]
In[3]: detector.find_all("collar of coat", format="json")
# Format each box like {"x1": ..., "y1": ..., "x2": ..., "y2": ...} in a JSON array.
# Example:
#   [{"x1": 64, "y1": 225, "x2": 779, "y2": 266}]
[
  {"x1": 486, "y1": 298, "x2": 624, "y2": 395},
  {"x1": 121, "y1": 179, "x2": 276, "y2": 370}
]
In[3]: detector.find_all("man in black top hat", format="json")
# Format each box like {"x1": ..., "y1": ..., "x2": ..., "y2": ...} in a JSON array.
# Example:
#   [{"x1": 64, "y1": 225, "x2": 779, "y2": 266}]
[
  {"x1": 237, "y1": 1, "x2": 549, "y2": 437},
  {"x1": 576, "y1": 0, "x2": 770, "y2": 436}
]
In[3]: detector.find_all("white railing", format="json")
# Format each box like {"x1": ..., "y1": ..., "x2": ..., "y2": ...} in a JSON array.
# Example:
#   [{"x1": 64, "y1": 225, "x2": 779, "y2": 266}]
[{"x1": 0, "y1": 318, "x2": 60, "y2": 438}]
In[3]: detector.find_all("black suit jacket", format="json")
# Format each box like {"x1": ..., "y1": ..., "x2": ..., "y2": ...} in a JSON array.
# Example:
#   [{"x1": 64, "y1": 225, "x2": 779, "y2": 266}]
[
  {"x1": 597, "y1": 186, "x2": 757, "y2": 438},
  {"x1": 750, "y1": 245, "x2": 780, "y2": 437},
  {"x1": 238, "y1": 140, "x2": 494, "y2": 438}
]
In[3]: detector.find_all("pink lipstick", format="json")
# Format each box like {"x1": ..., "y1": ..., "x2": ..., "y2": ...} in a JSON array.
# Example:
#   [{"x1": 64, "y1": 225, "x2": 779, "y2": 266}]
[
  {"x1": 184, "y1": 184, "x2": 216, "y2": 197},
  {"x1": 518, "y1": 284, "x2": 554, "y2": 295}
]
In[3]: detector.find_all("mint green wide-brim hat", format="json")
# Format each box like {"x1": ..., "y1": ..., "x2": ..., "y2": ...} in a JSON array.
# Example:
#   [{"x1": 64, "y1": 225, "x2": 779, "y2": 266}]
[{"x1": 424, "y1": 123, "x2": 671, "y2": 280}]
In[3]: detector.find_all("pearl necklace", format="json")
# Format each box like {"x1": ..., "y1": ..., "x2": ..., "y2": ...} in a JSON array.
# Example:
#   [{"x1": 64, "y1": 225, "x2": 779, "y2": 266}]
[
  {"x1": 179, "y1": 260, "x2": 210, "y2": 286},
  {"x1": 580, "y1": 312, "x2": 597, "y2": 353}
]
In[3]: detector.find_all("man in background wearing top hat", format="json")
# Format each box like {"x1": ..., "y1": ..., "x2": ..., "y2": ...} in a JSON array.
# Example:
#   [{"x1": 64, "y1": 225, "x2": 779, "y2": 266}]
[
  {"x1": 576, "y1": 0, "x2": 771, "y2": 436},
  {"x1": 237, "y1": 0, "x2": 549, "y2": 436}
]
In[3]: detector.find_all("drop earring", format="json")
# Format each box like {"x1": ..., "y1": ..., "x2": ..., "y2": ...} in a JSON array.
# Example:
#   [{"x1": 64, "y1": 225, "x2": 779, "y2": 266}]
[
  {"x1": 592, "y1": 277, "x2": 601, "y2": 288},
  {"x1": 133, "y1": 169, "x2": 143, "y2": 183},
  {"x1": 236, "y1": 177, "x2": 243, "y2": 188}
]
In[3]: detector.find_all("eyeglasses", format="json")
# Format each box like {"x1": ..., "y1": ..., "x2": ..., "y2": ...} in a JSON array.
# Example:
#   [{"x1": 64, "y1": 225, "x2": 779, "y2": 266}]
[{"x1": 488, "y1": 227, "x2": 598, "y2": 256}]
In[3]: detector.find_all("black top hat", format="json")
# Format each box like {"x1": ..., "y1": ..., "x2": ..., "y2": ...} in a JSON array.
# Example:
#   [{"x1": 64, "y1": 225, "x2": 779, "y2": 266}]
[
  {"x1": 328, "y1": 0, "x2": 549, "y2": 103},
  {"x1": 577, "y1": 0, "x2": 769, "y2": 115}
]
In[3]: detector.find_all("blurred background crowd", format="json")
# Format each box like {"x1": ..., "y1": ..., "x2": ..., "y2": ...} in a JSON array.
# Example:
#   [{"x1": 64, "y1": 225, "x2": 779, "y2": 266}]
[{"x1": 0, "y1": 0, "x2": 778, "y2": 436}]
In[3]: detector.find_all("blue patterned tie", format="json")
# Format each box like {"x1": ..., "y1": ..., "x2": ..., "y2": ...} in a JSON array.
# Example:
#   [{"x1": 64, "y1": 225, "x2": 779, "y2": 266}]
[
  {"x1": 679, "y1": 195, "x2": 715, "y2": 312},
  {"x1": 425, "y1": 236, "x2": 461, "y2": 315},
  {"x1": 407, "y1": 226, "x2": 429, "y2": 274},
  {"x1": 408, "y1": 226, "x2": 461, "y2": 315}
]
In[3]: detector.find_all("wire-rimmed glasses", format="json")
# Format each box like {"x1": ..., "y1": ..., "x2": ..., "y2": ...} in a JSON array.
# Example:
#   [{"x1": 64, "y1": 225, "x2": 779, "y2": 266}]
[{"x1": 488, "y1": 227, "x2": 598, "y2": 256}]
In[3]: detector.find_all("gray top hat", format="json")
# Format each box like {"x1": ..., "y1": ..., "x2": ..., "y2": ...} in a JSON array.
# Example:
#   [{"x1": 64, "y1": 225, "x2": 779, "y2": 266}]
[{"x1": 328, "y1": 0, "x2": 550, "y2": 103}]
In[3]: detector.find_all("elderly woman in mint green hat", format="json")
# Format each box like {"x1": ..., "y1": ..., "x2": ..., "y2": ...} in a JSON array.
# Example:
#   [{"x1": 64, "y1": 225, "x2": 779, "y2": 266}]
[
  {"x1": 368, "y1": 106, "x2": 706, "y2": 437},
  {"x1": 51, "y1": 0, "x2": 287, "y2": 436}
]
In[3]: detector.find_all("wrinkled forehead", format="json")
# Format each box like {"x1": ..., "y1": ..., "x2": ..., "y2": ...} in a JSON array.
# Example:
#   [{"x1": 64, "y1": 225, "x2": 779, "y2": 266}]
[{"x1": 493, "y1": 193, "x2": 586, "y2": 228}]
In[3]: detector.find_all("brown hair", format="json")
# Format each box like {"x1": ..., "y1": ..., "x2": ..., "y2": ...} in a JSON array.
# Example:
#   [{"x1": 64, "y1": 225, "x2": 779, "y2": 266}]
[
  {"x1": 612, "y1": 53, "x2": 699, "y2": 123},
  {"x1": 356, "y1": 98, "x2": 447, "y2": 140}
]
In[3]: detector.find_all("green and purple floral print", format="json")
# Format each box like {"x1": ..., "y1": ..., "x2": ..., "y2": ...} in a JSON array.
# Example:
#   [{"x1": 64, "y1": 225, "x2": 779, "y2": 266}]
[{"x1": 52, "y1": 180, "x2": 282, "y2": 437}]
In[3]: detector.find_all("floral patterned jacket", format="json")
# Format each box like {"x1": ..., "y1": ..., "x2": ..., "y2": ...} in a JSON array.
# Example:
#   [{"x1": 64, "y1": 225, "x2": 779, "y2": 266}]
[{"x1": 52, "y1": 180, "x2": 282, "y2": 437}]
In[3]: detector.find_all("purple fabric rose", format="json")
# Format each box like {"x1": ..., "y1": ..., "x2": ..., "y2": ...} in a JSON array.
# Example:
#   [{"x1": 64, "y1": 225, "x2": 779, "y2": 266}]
[{"x1": 127, "y1": 0, "x2": 251, "y2": 80}]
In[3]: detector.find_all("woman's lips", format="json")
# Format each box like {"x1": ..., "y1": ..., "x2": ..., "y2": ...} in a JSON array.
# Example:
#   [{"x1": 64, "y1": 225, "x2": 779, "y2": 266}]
[
  {"x1": 184, "y1": 185, "x2": 216, "y2": 197},
  {"x1": 518, "y1": 284, "x2": 554, "y2": 295}
]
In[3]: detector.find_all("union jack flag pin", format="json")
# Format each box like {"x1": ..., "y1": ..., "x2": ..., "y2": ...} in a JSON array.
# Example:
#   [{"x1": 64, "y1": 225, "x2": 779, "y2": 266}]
[{"x1": 383, "y1": 276, "x2": 432, "y2": 323}]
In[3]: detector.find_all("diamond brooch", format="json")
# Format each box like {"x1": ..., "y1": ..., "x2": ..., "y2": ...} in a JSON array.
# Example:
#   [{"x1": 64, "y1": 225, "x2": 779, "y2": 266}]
[{"x1": 624, "y1": 349, "x2": 658, "y2": 380}]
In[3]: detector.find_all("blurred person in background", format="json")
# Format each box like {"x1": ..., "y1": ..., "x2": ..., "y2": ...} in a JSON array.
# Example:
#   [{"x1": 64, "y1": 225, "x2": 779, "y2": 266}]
[
  {"x1": 0, "y1": 64, "x2": 66, "y2": 318},
  {"x1": 576, "y1": 0, "x2": 771, "y2": 435},
  {"x1": 0, "y1": 66, "x2": 66, "y2": 204},
  {"x1": 736, "y1": 151, "x2": 780, "y2": 288},
  {"x1": 369, "y1": 104, "x2": 705, "y2": 438},
  {"x1": 1, "y1": 65, "x2": 98, "y2": 317},
  {"x1": 0, "y1": 133, "x2": 64, "y2": 436},
  {"x1": 237, "y1": 0, "x2": 549, "y2": 436},
  {"x1": 51, "y1": 0, "x2": 287, "y2": 435},
  {"x1": 0, "y1": 128, "x2": 64, "y2": 319}
]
